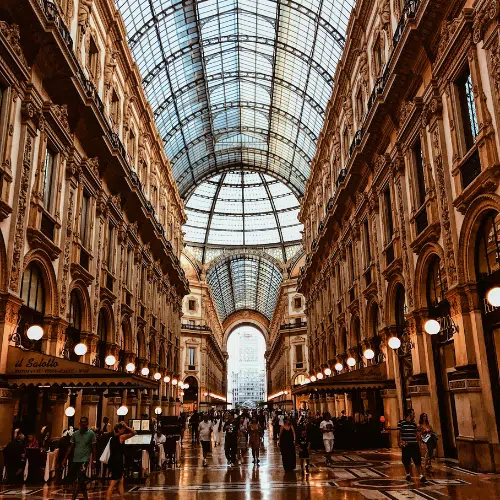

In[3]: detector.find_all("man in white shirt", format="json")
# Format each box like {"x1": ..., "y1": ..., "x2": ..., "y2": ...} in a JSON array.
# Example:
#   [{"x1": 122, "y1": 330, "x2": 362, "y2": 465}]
[
  {"x1": 153, "y1": 430, "x2": 167, "y2": 470},
  {"x1": 320, "y1": 412, "x2": 335, "y2": 465},
  {"x1": 198, "y1": 414, "x2": 213, "y2": 466}
]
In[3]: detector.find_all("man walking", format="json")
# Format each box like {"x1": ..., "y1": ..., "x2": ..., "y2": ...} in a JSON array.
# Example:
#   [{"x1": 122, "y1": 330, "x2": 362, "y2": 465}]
[
  {"x1": 223, "y1": 413, "x2": 238, "y2": 467},
  {"x1": 320, "y1": 412, "x2": 335, "y2": 465},
  {"x1": 398, "y1": 408, "x2": 427, "y2": 483},
  {"x1": 198, "y1": 414, "x2": 213, "y2": 467},
  {"x1": 64, "y1": 416, "x2": 97, "y2": 500}
]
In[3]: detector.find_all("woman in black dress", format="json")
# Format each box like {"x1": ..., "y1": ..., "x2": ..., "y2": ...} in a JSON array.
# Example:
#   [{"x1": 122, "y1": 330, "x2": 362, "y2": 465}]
[
  {"x1": 105, "y1": 422, "x2": 136, "y2": 500},
  {"x1": 278, "y1": 418, "x2": 296, "y2": 471}
]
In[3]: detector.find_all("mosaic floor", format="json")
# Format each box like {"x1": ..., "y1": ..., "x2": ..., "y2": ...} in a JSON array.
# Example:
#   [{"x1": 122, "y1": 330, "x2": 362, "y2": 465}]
[{"x1": 1, "y1": 428, "x2": 499, "y2": 499}]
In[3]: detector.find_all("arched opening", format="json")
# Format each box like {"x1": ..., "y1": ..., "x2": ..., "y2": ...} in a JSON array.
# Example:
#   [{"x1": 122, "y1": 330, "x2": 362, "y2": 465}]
[
  {"x1": 394, "y1": 284, "x2": 413, "y2": 412},
  {"x1": 425, "y1": 255, "x2": 458, "y2": 458},
  {"x1": 227, "y1": 325, "x2": 266, "y2": 409},
  {"x1": 66, "y1": 290, "x2": 83, "y2": 361},
  {"x1": 474, "y1": 210, "x2": 500, "y2": 434},
  {"x1": 183, "y1": 375, "x2": 199, "y2": 413},
  {"x1": 18, "y1": 262, "x2": 45, "y2": 351}
]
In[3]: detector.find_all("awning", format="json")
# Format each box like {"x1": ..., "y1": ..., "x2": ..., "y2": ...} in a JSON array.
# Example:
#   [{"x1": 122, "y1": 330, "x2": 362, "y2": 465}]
[
  {"x1": 292, "y1": 363, "x2": 389, "y2": 395},
  {"x1": 5, "y1": 346, "x2": 160, "y2": 389}
]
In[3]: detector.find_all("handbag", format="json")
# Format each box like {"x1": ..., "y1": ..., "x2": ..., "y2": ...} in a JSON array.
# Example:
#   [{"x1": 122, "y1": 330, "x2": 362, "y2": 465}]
[{"x1": 99, "y1": 438, "x2": 112, "y2": 464}]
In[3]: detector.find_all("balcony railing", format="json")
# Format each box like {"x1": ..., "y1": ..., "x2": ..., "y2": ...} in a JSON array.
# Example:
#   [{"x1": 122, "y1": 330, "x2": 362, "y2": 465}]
[
  {"x1": 181, "y1": 323, "x2": 212, "y2": 332},
  {"x1": 40, "y1": 0, "x2": 73, "y2": 50},
  {"x1": 335, "y1": 168, "x2": 347, "y2": 188},
  {"x1": 280, "y1": 321, "x2": 307, "y2": 330}
]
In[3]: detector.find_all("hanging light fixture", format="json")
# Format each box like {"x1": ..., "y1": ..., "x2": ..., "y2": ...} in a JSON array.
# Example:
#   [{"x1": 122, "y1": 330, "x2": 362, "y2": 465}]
[
  {"x1": 172, "y1": 378, "x2": 178, "y2": 385},
  {"x1": 141, "y1": 367, "x2": 150, "y2": 376},
  {"x1": 487, "y1": 287, "x2": 500, "y2": 307},
  {"x1": 65, "y1": 406, "x2": 76, "y2": 417},
  {"x1": 154, "y1": 406, "x2": 162, "y2": 415},
  {"x1": 74, "y1": 343, "x2": 87, "y2": 356},
  {"x1": 335, "y1": 362, "x2": 343, "y2": 372},
  {"x1": 117, "y1": 405, "x2": 129, "y2": 416},
  {"x1": 316, "y1": 372, "x2": 323, "y2": 380},
  {"x1": 154, "y1": 372, "x2": 161, "y2": 380},
  {"x1": 105, "y1": 354, "x2": 116, "y2": 366},
  {"x1": 126, "y1": 362, "x2": 136, "y2": 373},
  {"x1": 324, "y1": 367, "x2": 332, "y2": 376},
  {"x1": 164, "y1": 376, "x2": 171, "y2": 383},
  {"x1": 424, "y1": 319, "x2": 441, "y2": 335},
  {"x1": 304, "y1": 378, "x2": 311, "y2": 384},
  {"x1": 184, "y1": 383, "x2": 190, "y2": 389},
  {"x1": 27, "y1": 325, "x2": 44, "y2": 341},
  {"x1": 310, "y1": 375, "x2": 317, "y2": 382},
  {"x1": 363, "y1": 349, "x2": 375, "y2": 360},
  {"x1": 178, "y1": 382, "x2": 184, "y2": 389},
  {"x1": 346, "y1": 357, "x2": 356, "y2": 367},
  {"x1": 388, "y1": 337, "x2": 401, "y2": 350}
]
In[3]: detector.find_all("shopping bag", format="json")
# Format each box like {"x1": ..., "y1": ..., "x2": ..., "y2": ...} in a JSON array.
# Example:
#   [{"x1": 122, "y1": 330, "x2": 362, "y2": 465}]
[{"x1": 99, "y1": 438, "x2": 112, "y2": 464}]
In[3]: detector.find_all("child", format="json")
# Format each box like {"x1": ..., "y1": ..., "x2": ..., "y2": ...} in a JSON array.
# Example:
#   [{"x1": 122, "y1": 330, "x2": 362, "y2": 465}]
[
  {"x1": 298, "y1": 428, "x2": 310, "y2": 473},
  {"x1": 237, "y1": 421, "x2": 247, "y2": 465}
]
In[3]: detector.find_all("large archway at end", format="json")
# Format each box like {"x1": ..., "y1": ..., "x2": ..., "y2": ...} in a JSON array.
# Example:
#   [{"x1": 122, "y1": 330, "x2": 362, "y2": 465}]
[{"x1": 222, "y1": 309, "x2": 270, "y2": 352}]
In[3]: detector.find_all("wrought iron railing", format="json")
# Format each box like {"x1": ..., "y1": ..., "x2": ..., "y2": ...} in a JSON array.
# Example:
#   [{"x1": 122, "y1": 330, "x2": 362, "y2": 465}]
[{"x1": 280, "y1": 321, "x2": 307, "y2": 330}]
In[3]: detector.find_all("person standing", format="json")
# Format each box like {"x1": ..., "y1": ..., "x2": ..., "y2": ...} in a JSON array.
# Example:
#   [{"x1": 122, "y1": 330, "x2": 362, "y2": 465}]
[
  {"x1": 278, "y1": 417, "x2": 296, "y2": 471},
  {"x1": 198, "y1": 414, "x2": 213, "y2": 467},
  {"x1": 248, "y1": 417, "x2": 261, "y2": 465},
  {"x1": 418, "y1": 413, "x2": 437, "y2": 470},
  {"x1": 223, "y1": 413, "x2": 238, "y2": 467},
  {"x1": 213, "y1": 414, "x2": 223, "y2": 447},
  {"x1": 398, "y1": 408, "x2": 427, "y2": 483},
  {"x1": 297, "y1": 427, "x2": 310, "y2": 473},
  {"x1": 105, "y1": 421, "x2": 136, "y2": 500},
  {"x1": 320, "y1": 412, "x2": 335, "y2": 465},
  {"x1": 190, "y1": 412, "x2": 200, "y2": 443},
  {"x1": 153, "y1": 429, "x2": 166, "y2": 470},
  {"x1": 64, "y1": 417, "x2": 97, "y2": 500}
]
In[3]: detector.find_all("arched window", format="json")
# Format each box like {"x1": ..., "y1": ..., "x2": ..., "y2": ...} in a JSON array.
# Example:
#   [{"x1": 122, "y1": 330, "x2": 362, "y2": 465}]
[
  {"x1": 21, "y1": 263, "x2": 45, "y2": 314},
  {"x1": 66, "y1": 290, "x2": 83, "y2": 360},
  {"x1": 395, "y1": 285, "x2": 406, "y2": 331},
  {"x1": 69, "y1": 290, "x2": 82, "y2": 331},
  {"x1": 426, "y1": 256, "x2": 445, "y2": 310},
  {"x1": 371, "y1": 304, "x2": 379, "y2": 337},
  {"x1": 97, "y1": 308, "x2": 108, "y2": 368},
  {"x1": 475, "y1": 211, "x2": 500, "y2": 279}
]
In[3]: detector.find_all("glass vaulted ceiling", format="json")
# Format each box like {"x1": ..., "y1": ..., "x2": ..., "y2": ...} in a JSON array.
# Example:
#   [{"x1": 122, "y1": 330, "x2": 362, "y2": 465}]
[
  {"x1": 116, "y1": 0, "x2": 355, "y2": 198},
  {"x1": 184, "y1": 171, "x2": 302, "y2": 261}
]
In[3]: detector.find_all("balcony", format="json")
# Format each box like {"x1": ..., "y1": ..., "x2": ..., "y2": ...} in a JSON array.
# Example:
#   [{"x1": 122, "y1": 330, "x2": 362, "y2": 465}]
[
  {"x1": 279, "y1": 321, "x2": 307, "y2": 330},
  {"x1": 181, "y1": 323, "x2": 212, "y2": 332}
]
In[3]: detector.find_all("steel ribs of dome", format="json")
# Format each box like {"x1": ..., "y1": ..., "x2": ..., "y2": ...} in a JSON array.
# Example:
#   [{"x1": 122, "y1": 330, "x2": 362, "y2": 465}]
[
  {"x1": 128, "y1": 0, "x2": 344, "y2": 197},
  {"x1": 128, "y1": 0, "x2": 346, "y2": 52}
]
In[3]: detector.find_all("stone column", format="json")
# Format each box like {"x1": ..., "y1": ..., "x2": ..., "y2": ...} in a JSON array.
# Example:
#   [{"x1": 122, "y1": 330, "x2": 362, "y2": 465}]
[
  {"x1": 319, "y1": 395, "x2": 327, "y2": 415},
  {"x1": 81, "y1": 394, "x2": 100, "y2": 428},
  {"x1": 381, "y1": 388, "x2": 400, "y2": 448},
  {"x1": 0, "y1": 294, "x2": 23, "y2": 373},
  {"x1": 50, "y1": 392, "x2": 69, "y2": 438},
  {"x1": 139, "y1": 391, "x2": 151, "y2": 418},
  {"x1": 0, "y1": 388, "x2": 18, "y2": 446}
]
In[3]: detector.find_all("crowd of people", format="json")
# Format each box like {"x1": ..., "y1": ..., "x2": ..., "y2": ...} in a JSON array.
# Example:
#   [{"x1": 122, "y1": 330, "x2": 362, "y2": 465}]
[{"x1": 1, "y1": 406, "x2": 439, "y2": 493}]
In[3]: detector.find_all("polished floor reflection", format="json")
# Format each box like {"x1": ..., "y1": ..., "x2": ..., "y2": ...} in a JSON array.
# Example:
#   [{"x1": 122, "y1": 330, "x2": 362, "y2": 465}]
[{"x1": 1, "y1": 428, "x2": 499, "y2": 499}]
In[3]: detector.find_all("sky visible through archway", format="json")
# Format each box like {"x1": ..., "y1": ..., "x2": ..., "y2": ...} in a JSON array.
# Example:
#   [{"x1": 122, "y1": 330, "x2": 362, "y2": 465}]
[{"x1": 227, "y1": 326, "x2": 266, "y2": 408}]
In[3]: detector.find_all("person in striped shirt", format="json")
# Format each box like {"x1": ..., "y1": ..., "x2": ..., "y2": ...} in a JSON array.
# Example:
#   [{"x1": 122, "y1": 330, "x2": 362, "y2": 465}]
[{"x1": 398, "y1": 408, "x2": 427, "y2": 484}]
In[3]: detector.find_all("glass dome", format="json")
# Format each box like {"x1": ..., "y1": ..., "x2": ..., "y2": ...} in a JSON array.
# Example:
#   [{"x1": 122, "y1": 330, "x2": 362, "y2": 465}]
[{"x1": 183, "y1": 170, "x2": 303, "y2": 251}]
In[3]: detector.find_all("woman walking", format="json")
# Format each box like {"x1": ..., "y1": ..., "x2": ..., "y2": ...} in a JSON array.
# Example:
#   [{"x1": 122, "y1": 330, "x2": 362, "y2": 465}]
[
  {"x1": 278, "y1": 417, "x2": 296, "y2": 471},
  {"x1": 236, "y1": 419, "x2": 247, "y2": 465},
  {"x1": 418, "y1": 413, "x2": 437, "y2": 470},
  {"x1": 105, "y1": 422, "x2": 136, "y2": 500},
  {"x1": 248, "y1": 417, "x2": 261, "y2": 465}
]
